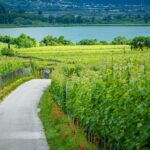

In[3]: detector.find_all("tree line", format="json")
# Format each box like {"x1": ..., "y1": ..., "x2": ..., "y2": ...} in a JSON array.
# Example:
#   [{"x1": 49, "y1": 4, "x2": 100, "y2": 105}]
[
  {"x1": 0, "y1": 13, "x2": 149, "y2": 25},
  {"x1": 0, "y1": 34, "x2": 150, "y2": 56},
  {"x1": 0, "y1": 34, "x2": 150, "y2": 50}
]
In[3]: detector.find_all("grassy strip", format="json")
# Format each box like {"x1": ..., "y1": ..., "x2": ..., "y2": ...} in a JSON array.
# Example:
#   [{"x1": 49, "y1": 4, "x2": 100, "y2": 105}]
[
  {"x1": 0, "y1": 76, "x2": 33, "y2": 101},
  {"x1": 39, "y1": 88, "x2": 97, "y2": 150}
]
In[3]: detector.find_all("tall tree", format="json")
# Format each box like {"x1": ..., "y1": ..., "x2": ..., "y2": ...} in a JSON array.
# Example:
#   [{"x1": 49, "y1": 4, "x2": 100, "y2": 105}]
[{"x1": 0, "y1": 3, "x2": 6, "y2": 14}]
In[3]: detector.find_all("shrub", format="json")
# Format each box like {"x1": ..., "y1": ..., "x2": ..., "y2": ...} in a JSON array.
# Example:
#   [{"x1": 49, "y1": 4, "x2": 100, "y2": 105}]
[
  {"x1": 16, "y1": 34, "x2": 36, "y2": 48},
  {"x1": 1, "y1": 47, "x2": 15, "y2": 56},
  {"x1": 40, "y1": 35, "x2": 73, "y2": 46},
  {"x1": 58, "y1": 36, "x2": 73, "y2": 45},
  {"x1": 112, "y1": 36, "x2": 129, "y2": 45},
  {"x1": 0, "y1": 35, "x2": 16, "y2": 44},
  {"x1": 145, "y1": 37, "x2": 150, "y2": 49},
  {"x1": 99, "y1": 41, "x2": 109, "y2": 45},
  {"x1": 77, "y1": 39, "x2": 100, "y2": 45},
  {"x1": 130, "y1": 36, "x2": 150, "y2": 50}
]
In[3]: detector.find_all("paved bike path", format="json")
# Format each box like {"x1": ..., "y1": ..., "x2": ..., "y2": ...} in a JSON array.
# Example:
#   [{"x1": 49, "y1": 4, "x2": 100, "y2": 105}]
[{"x1": 0, "y1": 79, "x2": 51, "y2": 150}]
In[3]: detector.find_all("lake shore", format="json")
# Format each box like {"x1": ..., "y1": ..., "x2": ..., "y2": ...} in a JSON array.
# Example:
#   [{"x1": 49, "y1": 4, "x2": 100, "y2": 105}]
[{"x1": 0, "y1": 23, "x2": 150, "y2": 28}]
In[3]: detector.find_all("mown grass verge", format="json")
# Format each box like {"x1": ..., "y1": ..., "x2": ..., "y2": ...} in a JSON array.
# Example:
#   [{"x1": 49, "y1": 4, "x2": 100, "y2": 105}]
[
  {"x1": 39, "y1": 88, "x2": 97, "y2": 150},
  {"x1": 0, "y1": 76, "x2": 33, "y2": 101}
]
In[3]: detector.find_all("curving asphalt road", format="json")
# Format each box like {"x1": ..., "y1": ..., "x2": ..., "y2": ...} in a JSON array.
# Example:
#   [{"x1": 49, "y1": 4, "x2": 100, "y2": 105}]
[{"x1": 0, "y1": 79, "x2": 51, "y2": 150}]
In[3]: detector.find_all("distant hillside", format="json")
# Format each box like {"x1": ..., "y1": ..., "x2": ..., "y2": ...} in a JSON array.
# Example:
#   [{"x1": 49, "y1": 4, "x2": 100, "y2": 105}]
[
  {"x1": 0, "y1": 0, "x2": 150, "y2": 11},
  {"x1": 68, "y1": 0, "x2": 150, "y2": 5},
  {"x1": 0, "y1": 0, "x2": 150, "y2": 25},
  {"x1": 30, "y1": 0, "x2": 150, "y2": 5}
]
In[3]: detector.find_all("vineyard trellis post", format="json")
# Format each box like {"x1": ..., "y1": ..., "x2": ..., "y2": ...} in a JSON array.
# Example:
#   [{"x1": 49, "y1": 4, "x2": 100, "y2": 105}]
[
  {"x1": 0, "y1": 76, "x2": 2, "y2": 86},
  {"x1": 64, "y1": 81, "x2": 68, "y2": 113},
  {"x1": 30, "y1": 57, "x2": 32, "y2": 67},
  {"x1": 65, "y1": 82, "x2": 68, "y2": 100}
]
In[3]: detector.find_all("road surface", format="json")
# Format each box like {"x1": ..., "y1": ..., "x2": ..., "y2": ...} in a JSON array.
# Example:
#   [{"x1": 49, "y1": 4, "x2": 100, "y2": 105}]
[{"x1": 0, "y1": 79, "x2": 51, "y2": 150}]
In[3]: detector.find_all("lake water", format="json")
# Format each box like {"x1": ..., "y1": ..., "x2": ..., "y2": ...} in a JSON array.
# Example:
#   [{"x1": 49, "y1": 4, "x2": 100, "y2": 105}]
[{"x1": 0, "y1": 26, "x2": 149, "y2": 42}]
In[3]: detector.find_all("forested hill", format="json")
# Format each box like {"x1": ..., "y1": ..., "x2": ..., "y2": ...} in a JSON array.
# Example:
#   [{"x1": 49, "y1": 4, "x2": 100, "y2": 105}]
[
  {"x1": 1, "y1": 0, "x2": 150, "y2": 5},
  {"x1": 70, "y1": 0, "x2": 150, "y2": 5},
  {"x1": 0, "y1": 0, "x2": 150, "y2": 25},
  {"x1": 0, "y1": 0, "x2": 150, "y2": 11}
]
